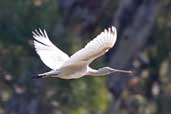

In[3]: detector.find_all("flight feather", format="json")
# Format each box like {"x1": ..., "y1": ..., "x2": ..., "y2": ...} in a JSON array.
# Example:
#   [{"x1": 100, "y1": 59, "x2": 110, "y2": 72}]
[
  {"x1": 63, "y1": 26, "x2": 117, "y2": 65},
  {"x1": 33, "y1": 29, "x2": 69, "y2": 70}
]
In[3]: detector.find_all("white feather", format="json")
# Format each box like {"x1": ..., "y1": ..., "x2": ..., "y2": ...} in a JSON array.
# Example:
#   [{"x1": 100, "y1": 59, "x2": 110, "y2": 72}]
[
  {"x1": 63, "y1": 26, "x2": 117, "y2": 66},
  {"x1": 33, "y1": 29, "x2": 69, "y2": 70},
  {"x1": 32, "y1": 26, "x2": 133, "y2": 79}
]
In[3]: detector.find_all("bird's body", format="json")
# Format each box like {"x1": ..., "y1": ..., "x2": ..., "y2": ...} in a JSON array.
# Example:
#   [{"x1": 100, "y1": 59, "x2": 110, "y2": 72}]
[
  {"x1": 32, "y1": 26, "x2": 132, "y2": 79},
  {"x1": 45, "y1": 62, "x2": 89, "y2": 79}
]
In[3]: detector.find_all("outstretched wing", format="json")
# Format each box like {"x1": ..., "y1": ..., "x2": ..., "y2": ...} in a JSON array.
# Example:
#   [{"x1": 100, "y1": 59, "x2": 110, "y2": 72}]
[
  {"x1": 33, "y1": 29, "x2": 69, "y2": 70},
  {"x1": 63, "y1": 26, "x2": 117, "y2": 66}
]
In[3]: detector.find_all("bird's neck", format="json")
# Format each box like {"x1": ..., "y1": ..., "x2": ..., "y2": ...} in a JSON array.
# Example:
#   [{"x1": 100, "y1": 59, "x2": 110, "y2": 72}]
[{"x1": 87, "y1": 67, "x2": 110, "y2": 76}]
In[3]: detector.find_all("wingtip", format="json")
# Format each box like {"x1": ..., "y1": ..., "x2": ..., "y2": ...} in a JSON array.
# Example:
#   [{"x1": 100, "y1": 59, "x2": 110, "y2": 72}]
[
  {"x1": 111, "y1": 26, "x2": 116, "y2": 33},
  {"x1": 104, "y1": 26, "x2": 116, "y2": 34}
]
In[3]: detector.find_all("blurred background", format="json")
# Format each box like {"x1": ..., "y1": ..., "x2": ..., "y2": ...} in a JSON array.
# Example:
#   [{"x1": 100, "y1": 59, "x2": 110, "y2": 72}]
[{"x1": 0, "y1": 0, "x2": 170, "y2": 114}]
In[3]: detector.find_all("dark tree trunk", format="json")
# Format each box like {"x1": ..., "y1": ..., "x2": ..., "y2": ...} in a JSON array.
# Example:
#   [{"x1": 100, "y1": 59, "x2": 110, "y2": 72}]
[{"x1": 106, "y1": 0, "x2": 160, "y2": 114}]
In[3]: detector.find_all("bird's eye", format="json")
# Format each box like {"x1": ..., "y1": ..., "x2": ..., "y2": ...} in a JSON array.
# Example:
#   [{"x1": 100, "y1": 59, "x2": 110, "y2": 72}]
[{"x1": 105, "y1": 49, "x2": 109, "y2": 52}]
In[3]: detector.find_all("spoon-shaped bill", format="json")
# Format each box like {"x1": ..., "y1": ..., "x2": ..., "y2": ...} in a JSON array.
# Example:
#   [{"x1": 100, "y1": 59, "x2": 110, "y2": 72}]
[{"x1": 112, "y1": 69, "x2": 133, "y2": 74}]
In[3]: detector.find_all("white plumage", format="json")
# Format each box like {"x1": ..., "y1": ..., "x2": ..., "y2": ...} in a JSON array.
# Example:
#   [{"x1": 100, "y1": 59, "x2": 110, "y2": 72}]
[
  {"x1": 33, "y1": 29, "x2": 69, "y2": 69},
  {"x1": 32, "y1": 26, "x2": 132, "y2": 79}
]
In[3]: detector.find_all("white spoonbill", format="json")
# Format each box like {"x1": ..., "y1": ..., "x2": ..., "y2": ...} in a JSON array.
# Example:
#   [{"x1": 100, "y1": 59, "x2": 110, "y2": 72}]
[{"x1": 32, "y1": 26, "x2": 132, "y2": 79}]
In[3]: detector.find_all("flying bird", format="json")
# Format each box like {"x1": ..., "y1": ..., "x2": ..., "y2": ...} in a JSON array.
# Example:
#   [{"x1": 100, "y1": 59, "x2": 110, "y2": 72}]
[{"x1": 32, "y1": 26, "x2": 132, "y2": 79}]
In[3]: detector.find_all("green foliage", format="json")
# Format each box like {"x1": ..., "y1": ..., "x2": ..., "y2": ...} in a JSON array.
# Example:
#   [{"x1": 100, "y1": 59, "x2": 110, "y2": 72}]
[
  {"x1": 0, "y1": 0, "x2": 171, "y2": 114},
  {"x1": 0, "y1": 1, "x2": 108, "y2": 114}
]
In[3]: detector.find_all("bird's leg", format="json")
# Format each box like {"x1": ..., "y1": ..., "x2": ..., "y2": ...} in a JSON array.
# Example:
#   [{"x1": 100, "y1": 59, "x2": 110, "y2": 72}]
[
  {"x1": 32, "y1": 73, "x2": 51, "y2": 79},
  {"x1": 32, "y1": 75, "x2": 46, "y2": 79},
  {"x1": 32, "y1": 70, "x2": 60, "y2": 79}
]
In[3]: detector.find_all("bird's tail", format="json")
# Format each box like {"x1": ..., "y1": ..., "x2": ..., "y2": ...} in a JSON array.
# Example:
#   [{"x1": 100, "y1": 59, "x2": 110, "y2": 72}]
[{"x1": 32, "y1": 70, "x2": 60, "y2": 79}]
